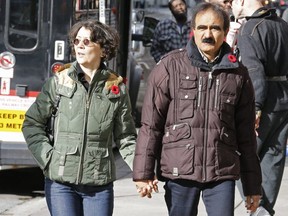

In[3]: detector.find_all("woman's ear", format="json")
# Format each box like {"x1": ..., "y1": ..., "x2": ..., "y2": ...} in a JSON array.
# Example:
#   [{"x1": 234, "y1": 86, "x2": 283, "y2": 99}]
[{"x1": 100, "y1": 48, "x2": 106, "y2": 58}]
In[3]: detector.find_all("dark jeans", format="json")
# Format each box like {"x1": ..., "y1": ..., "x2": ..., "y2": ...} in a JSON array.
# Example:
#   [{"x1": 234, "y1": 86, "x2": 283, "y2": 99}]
[
  {"x1": 164, "y1": 179, "x2": 235, "y2": 216},
  {"x1": 257, "y1": 110, "x2": 288, "y2": 215},
  {"x1": 45, "y1": 178, "x2": 114, "y2": 216}
]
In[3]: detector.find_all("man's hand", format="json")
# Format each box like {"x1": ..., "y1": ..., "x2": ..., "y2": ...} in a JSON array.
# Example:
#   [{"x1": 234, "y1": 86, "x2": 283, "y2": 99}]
[
  {"x1": 255, "y1": 111, "x2": 261, "y2": 136},
  {"x1": 245, "y1": 195, "x2": 261, "y2": 213},
  {"x1": 135, "y1": 178, "x2": 159, "y2": 198}
]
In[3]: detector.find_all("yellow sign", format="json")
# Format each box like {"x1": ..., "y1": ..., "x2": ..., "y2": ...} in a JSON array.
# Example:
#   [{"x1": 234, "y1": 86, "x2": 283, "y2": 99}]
[{"x1": 0, "y1": 110, "x2": 25, "y2": 132}]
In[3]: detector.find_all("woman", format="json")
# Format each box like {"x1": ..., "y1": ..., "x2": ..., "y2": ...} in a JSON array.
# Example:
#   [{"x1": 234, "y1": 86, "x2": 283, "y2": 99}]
[{"x1": 22, "y1": 20, "x2": 136, "y2": 216}]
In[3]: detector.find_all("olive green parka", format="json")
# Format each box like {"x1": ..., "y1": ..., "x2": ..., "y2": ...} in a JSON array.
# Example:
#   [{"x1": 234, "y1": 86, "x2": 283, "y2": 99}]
[{"x1": 22, "y1": 61, "x2": 136, "y2": 186}]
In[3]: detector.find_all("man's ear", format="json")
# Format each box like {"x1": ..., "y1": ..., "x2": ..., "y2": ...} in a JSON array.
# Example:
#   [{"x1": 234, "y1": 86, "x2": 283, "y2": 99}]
[{"x1": 224, "y1": 28, "x2": 229, "y2": 37}]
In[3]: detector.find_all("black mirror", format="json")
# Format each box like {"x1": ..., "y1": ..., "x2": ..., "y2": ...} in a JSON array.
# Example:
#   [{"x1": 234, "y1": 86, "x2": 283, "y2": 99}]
[
  {"x1": 142, "y1": 16, "x2": 159, "y2": 47},
  {"x1": 132, "y1": 10, "x2": 145, "y2": 23}
]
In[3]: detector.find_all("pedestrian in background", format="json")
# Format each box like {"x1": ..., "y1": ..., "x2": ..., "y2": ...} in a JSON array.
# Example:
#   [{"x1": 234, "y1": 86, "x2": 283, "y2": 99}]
[
  {"x1": 133, "y1": 3, "x2": 262, "y2": 216},
  {"x1": 232, "y1": 0, "x2": 288, "y2": 215},
  {"x1": 205, "y1": 0, "x2": 232, "y2": 15},
  {"x1": 22, "y1": 20, "x2": 136, "y2": 216},
  {"x1": 150, "y1": 0, "x2": 191, "y2": 62}
]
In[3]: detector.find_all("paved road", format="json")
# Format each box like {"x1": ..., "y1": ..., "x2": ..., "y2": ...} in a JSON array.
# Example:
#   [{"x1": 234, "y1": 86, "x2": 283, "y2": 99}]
[{"x1": 4, "y1": 150, "x2": 288, "y2": 216}]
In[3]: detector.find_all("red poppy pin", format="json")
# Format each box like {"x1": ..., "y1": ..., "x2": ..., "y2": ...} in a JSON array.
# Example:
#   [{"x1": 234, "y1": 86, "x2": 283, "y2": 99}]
[
  {"x1": 228, "y1": 54, "x2": 237, "y2": 63},
  {"x1": 111, "y1": 85, "x2": 120, "y2": 94}
]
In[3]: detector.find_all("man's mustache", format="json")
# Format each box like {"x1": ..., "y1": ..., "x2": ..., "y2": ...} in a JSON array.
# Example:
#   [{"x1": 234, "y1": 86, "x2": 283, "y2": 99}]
[{"x1": 202, "y1": 38, "x2": 215, "y2": 44}]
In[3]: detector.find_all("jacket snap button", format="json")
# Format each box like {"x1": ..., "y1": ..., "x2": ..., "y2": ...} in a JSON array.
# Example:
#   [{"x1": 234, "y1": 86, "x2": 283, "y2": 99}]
[
  {"x1": 186, "y1": 76, "x2": 189, "y2": 79},
  {"x1": 226, "y1": 99, "x2": 230, "y2": 103},
  {"x1": 185, "y1": 95, "x2": 188, "y2": 99}
]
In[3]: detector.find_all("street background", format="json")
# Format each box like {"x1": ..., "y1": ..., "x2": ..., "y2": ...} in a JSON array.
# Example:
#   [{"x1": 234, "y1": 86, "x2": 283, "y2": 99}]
[{"x1": 1, "y1": 1, "x2": 288, "y2": 215}]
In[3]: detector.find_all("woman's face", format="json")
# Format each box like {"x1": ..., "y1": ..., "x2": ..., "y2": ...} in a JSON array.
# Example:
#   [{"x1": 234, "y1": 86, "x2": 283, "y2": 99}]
[{"x1": 74, "y1": 27, "x2": 103, "y2": 69}]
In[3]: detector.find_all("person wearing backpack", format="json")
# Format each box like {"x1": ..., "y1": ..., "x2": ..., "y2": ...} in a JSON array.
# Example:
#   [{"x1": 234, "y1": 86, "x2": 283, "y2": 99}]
[{"x1": 22, "y1": 20, "x2": 136, "y2": 216}]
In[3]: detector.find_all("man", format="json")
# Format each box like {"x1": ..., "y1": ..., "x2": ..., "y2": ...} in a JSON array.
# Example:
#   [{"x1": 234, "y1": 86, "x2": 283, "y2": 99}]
[
  {"x1": 232, "y1": 0, "x2": 288, "y2": 215},
  {"x1": 150, "y1": 0, "x2": 191, "y2": 62},
  {"x1": 133, "y1": 2, "x2": 262, "y2": 216},
  {"x1": 206, "y1": 0, "x2": 232, "y2": 14},
  {"x1": 205, "y1": 0, "x2": 241, "y2": 49}
]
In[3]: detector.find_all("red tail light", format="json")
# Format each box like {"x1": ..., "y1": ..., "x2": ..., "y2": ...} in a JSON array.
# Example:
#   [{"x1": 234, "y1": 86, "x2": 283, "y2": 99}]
[{"x1": 51, "y1": 62, "x2": 64, "y2": 73}]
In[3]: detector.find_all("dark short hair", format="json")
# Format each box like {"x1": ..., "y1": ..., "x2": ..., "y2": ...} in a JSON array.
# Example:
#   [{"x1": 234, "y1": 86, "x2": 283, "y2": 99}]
[
  {"x1": 168, "y1": 0, "x2": 187, "y2": 11},
  {"x1": 191, "y1": 2, "x2": 230, "y2": 32},
  {"x1": 69, "y1": 20, "x2": 119, "y2": 62}
]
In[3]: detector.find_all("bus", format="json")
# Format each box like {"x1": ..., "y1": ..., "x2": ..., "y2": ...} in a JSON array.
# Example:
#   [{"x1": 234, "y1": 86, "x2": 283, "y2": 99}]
[{"x1": 0, "y1": 0, "x2": 140, "y2": 168}]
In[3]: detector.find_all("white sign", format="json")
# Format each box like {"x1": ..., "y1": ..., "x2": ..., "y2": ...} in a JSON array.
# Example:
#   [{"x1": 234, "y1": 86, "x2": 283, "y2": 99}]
[
  {"x1": 0, "y1": 95, "x2": 36, "y2": 110},
  {"x1": 99, "y1": 0, "x2": 106, "y2": 24},
  {"x1": 1, "y1": 78, "x2": 10, "y2": 95},
  {"x1": 0, "y1": 67, "x2": 14, "y2": 78}
]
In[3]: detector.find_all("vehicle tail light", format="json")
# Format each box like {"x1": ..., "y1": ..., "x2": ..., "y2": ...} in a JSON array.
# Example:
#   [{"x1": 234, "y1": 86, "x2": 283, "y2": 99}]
[{"x1": 51, "y1": 62, "x2": 64, "y2": 73}]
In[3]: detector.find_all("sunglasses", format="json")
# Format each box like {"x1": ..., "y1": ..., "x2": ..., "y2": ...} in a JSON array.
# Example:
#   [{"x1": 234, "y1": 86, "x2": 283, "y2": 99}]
[{"x1": 73, "y1": 38, "x2": 94, "y2": 46}]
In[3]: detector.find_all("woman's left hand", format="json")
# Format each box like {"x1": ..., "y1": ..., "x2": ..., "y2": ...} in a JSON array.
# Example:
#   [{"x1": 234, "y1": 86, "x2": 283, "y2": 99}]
[{"x1": 135, "y1": 178, "x2": 158, "y2": 198}]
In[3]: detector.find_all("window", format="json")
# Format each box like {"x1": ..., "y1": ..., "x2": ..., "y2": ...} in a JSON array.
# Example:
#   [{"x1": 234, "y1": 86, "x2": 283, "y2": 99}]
[{"x1": 6, "y1": 0, "x2": 39, "y2": 49}]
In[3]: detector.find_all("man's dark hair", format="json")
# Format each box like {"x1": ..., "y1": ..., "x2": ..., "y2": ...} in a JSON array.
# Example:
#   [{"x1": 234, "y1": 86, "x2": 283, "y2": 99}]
[{"x1": 191, "y1": 2, "x2": 230, "y2": 32}]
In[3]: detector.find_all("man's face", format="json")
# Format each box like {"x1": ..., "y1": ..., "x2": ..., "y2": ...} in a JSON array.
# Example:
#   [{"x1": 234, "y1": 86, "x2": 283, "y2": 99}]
[
  {"x1": 171, "y1": 0, "x2": 187, "y2": 17},
  {"x1": 231, "y1": 0, "x2": 244, "y2": 19},
  {"x1": 193, "y1": 9, "x2": 227, "y2": 60}
]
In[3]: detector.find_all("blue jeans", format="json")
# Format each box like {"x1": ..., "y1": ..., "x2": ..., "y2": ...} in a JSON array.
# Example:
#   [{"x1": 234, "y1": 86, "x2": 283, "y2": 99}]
[
  {"x1": 45, "y1": 178, "x2": 114, "y2": 216},
  {"x1": 164, "y1": 179, "x2": 235, "y2": 216}
]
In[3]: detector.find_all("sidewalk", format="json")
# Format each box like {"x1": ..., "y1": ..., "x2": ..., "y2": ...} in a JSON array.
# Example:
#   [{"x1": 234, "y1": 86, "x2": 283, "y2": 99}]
[
  {"x1": 113, "y1": 151, "x2": 288, "y2": 216},
  {"x1": 7, "y1": 151, "x2": 288, "y2": 216}
]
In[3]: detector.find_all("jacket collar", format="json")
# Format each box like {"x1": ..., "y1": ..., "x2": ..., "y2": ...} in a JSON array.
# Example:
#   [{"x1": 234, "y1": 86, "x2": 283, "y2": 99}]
[
  {"x1": 68, "y1": 61, "x2": 110, "y2": 83},
  {"x1": 186, "y1": 38, "x2": 239, "y2": 71},
  {"x1": 246, "y1": 7, "x2": 277, "y2": 20}
]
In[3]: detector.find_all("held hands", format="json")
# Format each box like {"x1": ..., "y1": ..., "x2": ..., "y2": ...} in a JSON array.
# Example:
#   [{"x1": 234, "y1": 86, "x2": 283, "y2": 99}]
[
  {"x1": 135, "y1": 178, "x2": 159, "y2": 198},
  {"x1": 245, "y1": 195, "x2": 261, "y2": 213}
]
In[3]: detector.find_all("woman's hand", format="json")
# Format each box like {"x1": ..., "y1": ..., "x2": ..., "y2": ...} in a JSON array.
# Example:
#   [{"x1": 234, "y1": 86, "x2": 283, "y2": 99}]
[{"x1": 135, "y1": 178, "x2": 159, "y2": 198}]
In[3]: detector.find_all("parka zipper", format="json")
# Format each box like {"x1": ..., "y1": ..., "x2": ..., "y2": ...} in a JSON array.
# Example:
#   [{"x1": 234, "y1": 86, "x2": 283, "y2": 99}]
[
  {"x1": 76, "y1": 88, "x2": 91, "y2": 184},
  {"x1": 174, "y1": 70, "x2": 178, "y2": 123},
  {"x1": 197, "y1": 76, "x2": 203, "y2": 108},
  {"x1": 214, "y1": 79, "x2": 220, "y2": 109},
  {"x1": 202, "y1": 71, "x2": 213, "y2": 182}
]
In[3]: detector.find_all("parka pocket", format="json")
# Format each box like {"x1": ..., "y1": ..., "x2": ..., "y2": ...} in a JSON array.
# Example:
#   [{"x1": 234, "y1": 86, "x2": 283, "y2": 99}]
[
  {"x1": 180, "y1": 74, "x2": 197, "y2": 89},
  {"x1": 59, "y1": 94, "x2": 84, "y2": 121},
  {"x1": 219, "y1": 94, "x2": 237, "y2": 113},
  {"x1": 162, "y1": 123, "x2": 191, "y2": 144},
  {"x1": 215, "y1": 144, "x2": 240, "y2": 176},
  {"x1": 216, "y1": 126, "x2": 239, "y2": 176},
  {"x1": 49, "y1": 145, "x2": 79, "y2": 178},
  {"x1": 179, "y1": 91, "x2": 196, "y2": 119},
  {"x1": 86, "y1": 147, "x2": 111, "y2": 180},
  {"x1": 161, "y1": 140, "x2": 195, "y2": 176},
  {"x1": 220, "y1": 127, "x2": 236, "y2": 146},
  {"x1": 48, "y1": 133, "x2": 81, "y2": 179},
  {"x1": 219, "y1": 94, "x2": 237, "y2": 127},
  {"x1": 90, "y1": 93, "x2": 114, "y2": 124}
]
